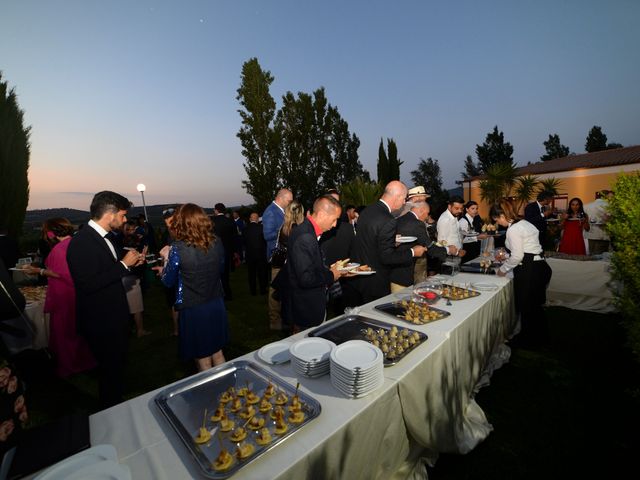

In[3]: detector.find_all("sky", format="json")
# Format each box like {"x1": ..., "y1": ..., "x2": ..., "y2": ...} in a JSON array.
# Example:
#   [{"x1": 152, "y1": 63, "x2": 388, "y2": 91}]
[{"x1": 1, "y1": 0, "x2": 639, "y2": 211}]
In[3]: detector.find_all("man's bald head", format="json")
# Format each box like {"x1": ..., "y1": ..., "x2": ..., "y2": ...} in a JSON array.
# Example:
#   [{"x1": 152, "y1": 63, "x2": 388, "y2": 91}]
[
  {"x1": 275, "y1": 188, "x2": 293, "y2": 209},
  {"x1": 381, "y1": 180, "x2": 408, "y2": 213}
]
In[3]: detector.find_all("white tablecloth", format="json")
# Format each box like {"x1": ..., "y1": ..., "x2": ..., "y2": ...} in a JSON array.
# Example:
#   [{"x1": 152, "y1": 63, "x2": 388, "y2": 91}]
[
  {"x1": 89, "y1": 273, "x2": 515, "y2": 479},
  {"x1": 545, "y1": 257, "x2": 615, "y2": 313}
]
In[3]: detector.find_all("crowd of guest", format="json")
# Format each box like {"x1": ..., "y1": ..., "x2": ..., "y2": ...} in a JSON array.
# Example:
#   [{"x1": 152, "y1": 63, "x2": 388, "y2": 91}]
[{"x1": 0, "y1": 183, "x2": 617, "y2": 411}]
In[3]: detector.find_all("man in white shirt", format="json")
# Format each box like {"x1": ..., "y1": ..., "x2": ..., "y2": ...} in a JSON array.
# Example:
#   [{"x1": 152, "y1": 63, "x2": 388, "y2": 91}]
[{"x1": 436, "y1": 196, "x2": 466, "y2": 258}]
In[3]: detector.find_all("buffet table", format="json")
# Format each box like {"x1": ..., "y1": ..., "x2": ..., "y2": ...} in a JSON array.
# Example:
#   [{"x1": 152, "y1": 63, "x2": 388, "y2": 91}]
[
  {"x1": 89, "y1": 273, "x2": 515, "y2": 479},
  {"x1": 545, "y1": 257, "x2": 615, "y2": 313}
]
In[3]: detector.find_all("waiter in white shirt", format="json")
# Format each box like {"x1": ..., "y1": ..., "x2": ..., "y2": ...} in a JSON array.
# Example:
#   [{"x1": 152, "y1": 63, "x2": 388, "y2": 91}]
[
  {"x1": 490, "y1": 199, "x2": 552, "y2": 345},
  {"x1": 436, "y1": 196, "x2": 466, "y2": 258}
]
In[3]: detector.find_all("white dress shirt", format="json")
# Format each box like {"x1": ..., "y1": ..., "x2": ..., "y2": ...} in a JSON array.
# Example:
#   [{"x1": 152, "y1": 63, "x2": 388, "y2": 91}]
[
  {"x1": 459, "y1": 214, "x2": 478, "y2": 245},
  {"x1": 88, "y1": 220, "x2": 117, "y2": 259},
  {"x1": 437, "y1": 208, "x2": 462, "y2": 249},
  {"x1": 499, "y1": 220, "x2": 543, "y2": 273}
]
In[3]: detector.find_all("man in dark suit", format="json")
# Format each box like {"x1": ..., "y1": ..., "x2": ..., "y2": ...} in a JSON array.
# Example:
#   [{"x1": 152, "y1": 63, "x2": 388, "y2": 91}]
[
  {"x1": 244, "y1": 212, "x2": 268, "y2": 295},
  {"x1": 67, "y1": 191, "x2": 144, "y2": 408},
  {"x1": 346, "y1": 181, "x2": 426, "y2": 305},
  {"x1": 213, "y1": 203, "x2": 236, "y2": 301},
  {"x1": 390, "y1": 202, "x2": 447, "y2": 289},
  {"x1": 285, "y1": 196, "x2": 344, "y2": 332},
  {"x1": 524, "y1": 190, "x2": 555, "y2": 247}
]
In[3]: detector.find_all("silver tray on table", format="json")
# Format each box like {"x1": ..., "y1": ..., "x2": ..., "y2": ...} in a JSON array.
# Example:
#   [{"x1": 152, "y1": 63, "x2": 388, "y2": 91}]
[
  {"x1": 307, "y1": 315, "x2": 428, "y2": 366},
  {"x1": 154, "y1": 360, "x2": 321, "y2": 479}
]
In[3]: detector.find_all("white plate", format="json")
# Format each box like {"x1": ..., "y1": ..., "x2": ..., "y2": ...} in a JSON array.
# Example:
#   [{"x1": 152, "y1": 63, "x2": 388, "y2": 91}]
[
  {"x1": 330, "y1": 340, "x2": 383, "y2": 371},
  {"x1": 545, "y1": 218, "x2": 560, "y2": 222},
  {"x1": 471, "y1": 282, "x2": 498, "y2": 291},
  {"x1": 463, "y1": 231, "x2": 480, "y2": 237},
  {"x1": 397, "y1": 236, "x2": 418, "y2": 243},
  {"x1": 289, "y1": 338, "x2": 335, "y2": 363},
  {"x1": 258, "y1": 341, "x2": 291, "y2": 365},
  {"x1": 67, "y1": 460, "x2": 131, "y2": 480},
  {"x1": 349, "y1": 270, "x2": 376, "y2": 276},
  {"x1": 34, "y1": 445, "x2": 119, "y2": 480}
]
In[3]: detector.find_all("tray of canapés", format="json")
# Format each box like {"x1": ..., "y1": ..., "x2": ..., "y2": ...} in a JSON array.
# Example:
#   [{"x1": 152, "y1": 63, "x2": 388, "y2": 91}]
[
  {"x1": 440, "y1": 284, "x2": 481, "y2": 300},
  {"x1": 154, "y1": 360, "x2": 321, "y2": 479},
  {"x1": 374, "y1": 298, "x2": 450, "y2": 325},
  {"x1": 308, "y1": 315, "x2": 427, "y2": 366}
]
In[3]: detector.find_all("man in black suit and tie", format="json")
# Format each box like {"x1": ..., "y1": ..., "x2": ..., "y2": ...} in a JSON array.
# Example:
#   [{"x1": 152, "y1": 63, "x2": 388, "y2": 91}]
[
  {"x1": 346, "y1": 181, "x2": 426, "y2": 305},
  {"x1": 524, "y1": 190, "x2": 555, "y2": 247},
  {"x1": 67, "y1": 191, "x2": 144, "y2": 408},
  {"x1": 244, "y1": 212, "x2": 268, "y2": 295},
  {"x1": 213, "y1": 203, "x2": 236, "y2": 301},
  {"x1": 285, "y1": 195, "x2": 344, "y2": 332},
  {"x1": 390, "y1": 202, "x2": 447, "y2": 289}
]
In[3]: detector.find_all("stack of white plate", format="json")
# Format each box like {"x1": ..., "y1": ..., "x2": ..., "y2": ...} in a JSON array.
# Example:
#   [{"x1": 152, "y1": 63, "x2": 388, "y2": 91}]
[
  {"x1": 330, "y1": 340, "x2": 384, "y2": 398},
  {"x1": 289, "y1": 338, "x2": 336, "y2": 378}
]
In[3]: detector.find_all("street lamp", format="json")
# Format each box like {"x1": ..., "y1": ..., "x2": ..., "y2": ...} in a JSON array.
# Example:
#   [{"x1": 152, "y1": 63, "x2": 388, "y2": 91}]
[{"x1": 136, "y1": 183, "x2": 148, "y2": 221}]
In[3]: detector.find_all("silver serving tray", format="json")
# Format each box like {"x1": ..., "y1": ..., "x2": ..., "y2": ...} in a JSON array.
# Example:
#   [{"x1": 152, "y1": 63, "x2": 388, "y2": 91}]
[
  {"x1": 154, "y1": 360, "x2": 321, "y2": 479},
  {"x1": 307, "y1": 315, "x2": 428, "y2": 366}
]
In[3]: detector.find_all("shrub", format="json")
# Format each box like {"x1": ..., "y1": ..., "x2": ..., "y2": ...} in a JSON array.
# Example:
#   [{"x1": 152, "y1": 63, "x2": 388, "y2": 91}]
[{"x1": 607, "y1": 172, "x2": 640, "y2": 362}]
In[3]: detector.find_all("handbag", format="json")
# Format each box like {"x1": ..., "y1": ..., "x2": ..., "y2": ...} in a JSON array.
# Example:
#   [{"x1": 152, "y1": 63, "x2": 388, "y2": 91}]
[{"x1": 269, "y1": 229, "x2": 287, "y2": 268}]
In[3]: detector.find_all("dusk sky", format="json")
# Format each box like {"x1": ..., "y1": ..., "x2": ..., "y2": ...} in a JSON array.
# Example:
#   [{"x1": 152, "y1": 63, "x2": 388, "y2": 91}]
[{"x1": 2, "y1": 0, "x2": 639, "y2": 211}]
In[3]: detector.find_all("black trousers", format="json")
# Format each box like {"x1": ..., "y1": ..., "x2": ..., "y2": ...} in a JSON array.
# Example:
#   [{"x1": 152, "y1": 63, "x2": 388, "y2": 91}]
[
  {"x1": 83, "y1": 328, "x2": 128, "y2": 409},
  {"x1": 221, "y1": 254, "x2": 232, "y2": 299},
  {"x1": 247, "y1": 258, "x2": 268, "y2": 295},
  {"x1": 460, "y1": 241, "x2": 480, "y2": 264},
  {"x1": 513, "y1": 256, "x2": 552, "y2": 343}
]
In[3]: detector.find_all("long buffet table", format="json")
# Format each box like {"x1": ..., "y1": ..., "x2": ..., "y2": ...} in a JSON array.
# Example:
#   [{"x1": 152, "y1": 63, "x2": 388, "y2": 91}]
[{"x1": 89, "y1": 273, "x2": 515, "y2": 479}]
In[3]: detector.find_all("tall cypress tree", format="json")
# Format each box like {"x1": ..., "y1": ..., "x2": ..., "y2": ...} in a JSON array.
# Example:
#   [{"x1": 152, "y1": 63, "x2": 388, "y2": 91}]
[
  {"x1": 376, "y1": 138, "x2": 388, "y2": 184},
  {"x1": 386, "y1": 139, "x2": 402, "y2": 181},
  {"x1": 0, "y1": 73, "x2": 30, "y2": 236}
]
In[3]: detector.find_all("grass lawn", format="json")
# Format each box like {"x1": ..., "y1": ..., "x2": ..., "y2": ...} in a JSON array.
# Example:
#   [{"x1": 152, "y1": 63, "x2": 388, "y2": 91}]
[{"x1": 16, "y1": 264, "x2": 640, "y2": 477}]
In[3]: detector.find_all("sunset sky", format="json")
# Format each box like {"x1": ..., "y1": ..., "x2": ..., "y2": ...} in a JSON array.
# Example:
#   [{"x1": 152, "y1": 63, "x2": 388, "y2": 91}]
[{"x1": 1, "y1": 0, "x2": 639, "y2": 211}]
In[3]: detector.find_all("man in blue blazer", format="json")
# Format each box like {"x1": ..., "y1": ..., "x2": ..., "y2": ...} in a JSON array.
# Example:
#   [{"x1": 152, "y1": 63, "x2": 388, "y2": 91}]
[{"x1": 67, "y1": 191, "x2": 144, "y2": 408}]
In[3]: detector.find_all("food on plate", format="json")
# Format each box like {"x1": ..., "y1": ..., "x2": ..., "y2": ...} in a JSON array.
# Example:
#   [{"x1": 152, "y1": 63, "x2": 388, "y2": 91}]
[
  {"x1": 219, "y1": 388, "x2": 234, "y2": 403},
  {"x1": 255, "y1": 427, "x2": 273, "y2": 446},
  {"x1": 247, "y1": 416, "x2": 265, "y2": 430},
  {"x1": 245, "y1": 391, "x2": 260, "y2": 405},
  {"x1": 210, "y1": 403, "x2": 226, "y2": 422},
  {"x1": 288, "y1": 409, "x2": 305, "y2": 423},
  {"x1": 238, "y1": 404, "x2": 256, "y2": 419},
  {"x1": 274, "y1": 414, "x2": 288, "y2": 435},
  {"x1": 270, "y1": 405, "x2": 285, "y2": 420},
  {"x1": 481, "y1": 223, "x2": 497, "y2": 233},
  {"x1": 259, "y1": 397, "x2": 273, "y2": 413},
  {"x1": 229, "y1": 426, "x2": 247, "y2": 442},
  {"x1": 288, "y1": 395, "x2": 301, "y2": 412},
  {"x1": 398, "y1": 299, "x2": 443, "y2": 324},
  {"x1": 274, "y1": 391, "x2": 288, "y2": 405},
  {"x1": 356, "y1": 265, "x2": 372, "y2": 272},
  {"x1": 235, "y1": 441, "x2": 255, "y2": 460},
  {"x1": 219, "y1": 418, "x2": 235, "y2": 432},
  {"x1": 194, "y1": 427, "x2": 211, "y2": 444},
  {"x1": 230, "y1": 397, "x2": 243, "y2": 413},
  {"x1": 213, "y1": 448, "x2": 234, "y2": 471},
  {"x1": 334, "y1": 258, "x2": 350, "y2": 269},
  {"x1": 264, "y1": 381, "x2": 276, "y2": 398},
  {"x1": 236, "y1": 386, "x2": 248, "y2": 397},
  {"x1": 441, "y1": 285, "x2": 479, "y2": 300}
]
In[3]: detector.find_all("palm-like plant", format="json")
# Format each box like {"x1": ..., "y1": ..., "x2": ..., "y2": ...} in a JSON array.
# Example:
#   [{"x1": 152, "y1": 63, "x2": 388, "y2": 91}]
[
  {"x1": 340, "y1": 177, "x2": 384, "y2": 207},
  {"x1": 513, "y1": 175, "x2": 539, "y2": 213},
  {"x1": 538, "y1": 177, "x2": 563, "y2": 196},
  {"x1": 478, "y1": 162, "x2": 517, "y2": 205}
]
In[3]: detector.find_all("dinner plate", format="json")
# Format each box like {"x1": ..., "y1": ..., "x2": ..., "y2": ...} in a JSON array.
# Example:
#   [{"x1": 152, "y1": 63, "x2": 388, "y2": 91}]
[
  {"x1": 338, "y1": 262, "x2": 360, "y2": 272},
  {"x1": 34, "y1": 445, "x2": 119, "y2": 480},
  {"x1": 257, "y1": 341, "x2": 291, "y2": 365},
  {"x1": 397, "y1": 236, "x2": 418, "y2": 243},
  {"x1": 471, "y1": 282, "x2": 498, "y2": 291},
  {"x1": 289, "y1": 338, "x2": 335, "y2": 363},
  {"x1": 67, "y1": 460, "x2": 131, "y2": 480},
  {"x1": 349, "y1": 270, "x2": 376, "y2": 276},
  {"x1": 463, "y1": 231, "x2": 479, "y2": 237},
  {"x1": 330, "y1": 340, "x2": 383, "y2": 371},
  {"x1": 546, "y1": 218, "x2": 560, "y2": 222},
  {"x1": 9, "y1": 267, "x2": 27, "y2": 271}
]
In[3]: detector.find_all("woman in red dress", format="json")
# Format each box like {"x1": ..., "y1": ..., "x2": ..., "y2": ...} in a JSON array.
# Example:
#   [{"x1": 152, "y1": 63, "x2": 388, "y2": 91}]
[
  {"x1": 27, "y1": 219, "x2": 96, "y2": 377},
  {"x1": 558, "y1": 197, "x2": 590, "y2": 255}
]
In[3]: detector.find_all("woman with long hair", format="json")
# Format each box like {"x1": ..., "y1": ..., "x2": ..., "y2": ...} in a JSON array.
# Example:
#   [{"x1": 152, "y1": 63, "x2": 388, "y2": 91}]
[
  {"x1": 26, "y1": 218, "x2": 96, "y2": 377},
  {"x1": 490, "y1": 200, "x2": 552, "y2": 345},
  {"x1": 558, "y1": 197, "x2": 589, "y2": 255},
  {"x1": 157, "y1": 204, "x2": 228, "y2": 371}
]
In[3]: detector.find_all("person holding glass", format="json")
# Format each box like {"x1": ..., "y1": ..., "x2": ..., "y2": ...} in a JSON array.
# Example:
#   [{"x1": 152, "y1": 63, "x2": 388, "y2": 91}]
[
  {"x1": 490, "y1": 200, "x2": 552, "y2": 345},
  {"x1": 156, "y1": 203, "x2": 228, "y2": 371},
  {"x1": 558, "y1": 197, "x2": 589, "y2": 255}
]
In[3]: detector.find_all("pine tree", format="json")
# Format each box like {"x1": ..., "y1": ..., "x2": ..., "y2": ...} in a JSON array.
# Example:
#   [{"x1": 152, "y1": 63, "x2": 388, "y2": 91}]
[
  {"x1": 0, "y1": 73, "x2": 30, "y2": 236},
  {"x1": 585, "y1": 126, "x2": 608, "y2": 153},
  {"x1": 541, "y1": 134, "x2": 570, "y2": 161},
  {"x1": 475, "y1": 126, "x2": 515, "y2": 172},
  {"x1": 410, "y1": 157, "x2": 448, "y2": 206}
]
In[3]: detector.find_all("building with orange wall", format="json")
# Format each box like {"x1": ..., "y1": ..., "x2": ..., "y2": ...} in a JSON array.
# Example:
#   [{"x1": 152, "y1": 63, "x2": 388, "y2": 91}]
[{"x1": 463, "y1": 145, "x2": 640, "y2": 218}]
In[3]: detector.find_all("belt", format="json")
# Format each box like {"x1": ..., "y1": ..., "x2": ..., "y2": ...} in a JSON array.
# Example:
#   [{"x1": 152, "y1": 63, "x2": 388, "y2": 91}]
[
  {"x1": 533, "y1": 255, "x2": 545, "y2": 261},
  {"x1": 522, "y1": 252, "x2": 545, "y2": 263}
]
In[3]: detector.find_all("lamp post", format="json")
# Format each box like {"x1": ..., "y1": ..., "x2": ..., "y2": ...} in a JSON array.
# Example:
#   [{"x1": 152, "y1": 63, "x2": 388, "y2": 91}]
[{"x1": 136, "y1": 183, "x2": 148, "y2": 221}]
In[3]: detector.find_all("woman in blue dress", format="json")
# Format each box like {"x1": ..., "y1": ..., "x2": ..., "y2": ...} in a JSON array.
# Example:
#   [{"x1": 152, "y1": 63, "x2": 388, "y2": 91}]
[{"x1": 157, "y1": 203, "x2": 228, "y2": 371}]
